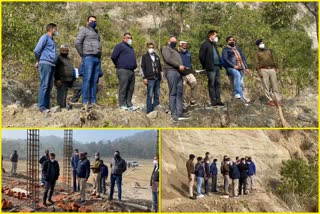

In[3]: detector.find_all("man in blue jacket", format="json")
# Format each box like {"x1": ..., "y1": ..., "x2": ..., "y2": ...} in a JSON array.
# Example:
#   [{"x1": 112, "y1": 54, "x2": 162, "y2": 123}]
[
  {"x1": 230, "y1": 161, "x2": 240, "y2": 197},
  {"x1": 111, "y1": 32, "x2": 138, "y2": 111},
  {"x1": 71, "y1": 149, "x2": 80, "y2": 192},
  {"x1": 247, "y1": 157, "x2": 256, "y2": 192},
  {"x1": 34, "y1": 23, "x2": 58, "y2": 113},
  {"x1": 77, "y1": 152, "x2": 90, "y2": 203},
  {"x1": 222, "y1": 36, "x2": 250, "y2": 101},
  {"x1": 210, "y1": 158, "x2": 218, "y2": 192},
  {"x1": 195, "y1": 157, "x2": 205, "y2": 198}
]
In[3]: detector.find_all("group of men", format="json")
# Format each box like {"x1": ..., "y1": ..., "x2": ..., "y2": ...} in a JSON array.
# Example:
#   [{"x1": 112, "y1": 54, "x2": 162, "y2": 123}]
[
  {"x1": 34, "y1": 16, "x2": 282, "y2": 119},
  {"x1": 9, "y1": 149, "x2": 159, "y2": 212},
  {"x1": 186, "y1": 152, "x2": 256, "y2": 199}
]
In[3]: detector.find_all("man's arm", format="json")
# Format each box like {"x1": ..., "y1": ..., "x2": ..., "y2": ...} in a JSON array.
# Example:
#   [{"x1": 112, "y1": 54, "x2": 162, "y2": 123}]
[
  {"x1": 34, "y1": 35, "x2": 47, "y2": 61},
  {"x1": 162, "y1": 47, "x2": 180, "y2": 68},
  {"x1": 111, "y1": 44, "x2": 121, "y2": 66},
  {"x1": 74, "y1": 28, "x2": 86, "y2": 57},
  {"x1": 198, "y1": 43, "x2": 206, "y2": 68},
  {"x1": 222, "y1": 48, "x2": 236, "y2": 68}
]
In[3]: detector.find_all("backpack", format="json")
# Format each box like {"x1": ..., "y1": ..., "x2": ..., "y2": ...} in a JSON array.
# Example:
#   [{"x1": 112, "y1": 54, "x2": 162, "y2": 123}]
[{"x1": 101, "y1": 164, "x2": 108, "y2": 178}]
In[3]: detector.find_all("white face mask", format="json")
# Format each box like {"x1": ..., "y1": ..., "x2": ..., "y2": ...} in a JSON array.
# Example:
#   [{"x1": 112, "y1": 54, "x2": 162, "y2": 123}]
[
  {"x1": 153, "y1": 160, "x2": 158, "y2": 165},
  {"x1": 214, "y1": 37, "x2": 218, "y2": 43},
  {"x1": 259, "y1": 43, "x2": 265, "y2": 49},
  {"x1": 127, "y1": 39, "x2": 132, "y2": 46},
  {"x1": 50, "y1": 159, "x2": 55, "y2": 163},
  {"x1": 206, "y1": 161, "x2": 209, "y2": 164},
  {"x1": 95, "y1": 156, "x2": 99, "y2": 160},
  {"x1": 148, "y1": 48, "x2": 154, "y2": 54}
]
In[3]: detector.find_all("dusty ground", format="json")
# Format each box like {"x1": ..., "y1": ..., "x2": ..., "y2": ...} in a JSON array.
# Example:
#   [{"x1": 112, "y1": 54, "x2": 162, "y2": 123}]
[
  {"x1": 2, "y1": 77, "x2": 318, "y2": 128},
  {"x1": 161, "y1": 130, "x2": 318, "y2": 212},
  {"x1": 2, "y1": 159, "x2": 155, "y2": 212}
]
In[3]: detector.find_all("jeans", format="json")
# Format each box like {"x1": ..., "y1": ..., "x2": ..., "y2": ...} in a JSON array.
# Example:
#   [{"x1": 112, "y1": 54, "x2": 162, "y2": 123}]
[
  {"x1": 43, "y1": 180, "x2": 56, "y2": 203},
  {"x1": 146, "y1": 78, "x2": 160, "y2": 113},
  {"x1": 206, "y1": 66, "x2": 221, "y2": 104},
  {"x1": 109, "y1": 174, "x2": 122, "y2": 200},
  {"x1": 204, "y1": 178, "x2": 209, "y2": 194},
  {"x1": 227, "y1": 68, "x2": 244, "y2": 97},
  {"x1": 117, "y1": 68, "x2": 135, "y2": 107},
  {"x1": 71, "y1": 78, "x2": 82, "y2": 103},
  {"x1": 57, "y1": 81, "x2": 73, "y2": 108},
  {"x1": 196, "y1": 176, "x2": 203, "y2": 196},
  {"x1": 211, "y1": 175, "x2": 217, "y2": 192},
  {"x1": 166, "y1": 69, "x2": 183, "y2": 118},
  {"x1": 72, "y1": 170, "x2": 80, "y2": 192},
  {"x1": 82, "y1": 56, "x2": 101, "y2": 104},
  {"x1": 38, "y1": 63, "x2": 55, "y2": 111},
  {"x1": 100, "y1": 176, "x2": 106, "y2": 194},
  {"x1": 152, "y1": 190, "x2": 158, "y2": 212}
]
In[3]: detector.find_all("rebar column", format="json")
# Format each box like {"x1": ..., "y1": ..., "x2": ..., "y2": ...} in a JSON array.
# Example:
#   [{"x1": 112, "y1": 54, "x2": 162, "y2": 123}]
[
  {"x1": 63, "y1": 129, "x2": 73, "y2": 193},
  {"x1": 26, "y1": 129, "x2": 40, "y2": 209}
]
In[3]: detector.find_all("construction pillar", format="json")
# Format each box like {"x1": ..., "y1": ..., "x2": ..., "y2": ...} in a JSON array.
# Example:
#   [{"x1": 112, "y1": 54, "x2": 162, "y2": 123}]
[
  {"x1": 63, "y1": 129, "x2": 73, "y2": 193},
  {"x1": 26, "y1": 129, "x2": 40, "y2": 209}
]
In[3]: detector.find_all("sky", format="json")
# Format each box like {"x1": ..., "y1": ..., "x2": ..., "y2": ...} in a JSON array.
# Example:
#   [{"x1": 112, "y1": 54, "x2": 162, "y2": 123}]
[{"x1": 2, "y1": 130, "x2": 153, "y2": 143}]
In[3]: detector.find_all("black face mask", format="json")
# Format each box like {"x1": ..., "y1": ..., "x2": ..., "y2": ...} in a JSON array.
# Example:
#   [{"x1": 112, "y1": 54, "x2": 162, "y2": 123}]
[
  {"x1": 170, "y1": 42, "x2": 177, "y2": 48},
  {"x1": 114, "y1": 154, "x2": 120, "y2": 159},
  {"x1": 61, "y1": 53, "x2": 68, "y2": 57},
  {"x1": 228, "y1": 42, "x2": 235, "y2": 47}
]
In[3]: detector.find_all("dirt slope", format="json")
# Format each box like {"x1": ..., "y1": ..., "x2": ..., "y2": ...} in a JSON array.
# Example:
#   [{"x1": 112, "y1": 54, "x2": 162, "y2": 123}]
[{"x1": 161, "y1": 130, "x2": 318, "y2": 212}]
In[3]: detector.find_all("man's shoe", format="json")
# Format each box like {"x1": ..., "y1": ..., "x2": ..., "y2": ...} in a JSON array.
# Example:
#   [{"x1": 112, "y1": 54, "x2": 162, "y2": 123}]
[
  {"x1": 178, "y1": 115, "x2": 190, "y2": 121},
  {"x1": 128, "y1": 106, "x2": 139, "y2": 111},
  {"x1": 234, "y1": 94, "x2": 241, "y2": 99},
  {"x1": 41, "y1": 109, "x2": 51, "y2": 113},
  {"x1": 171, "y1": 116, "x2": 179, "y2": 122},
  {"x1": 43, "y1": 201, "x2": 48, "y2": 206},
  {"x1": 48, "y1": 199, "x2": 54, "y2": 204},
  {"x1": 108, "y1": 197, "x2": 113, "y2": 201},
  {"x1": 189, "y1": 196, "x2": 196, "y2": 200},
  {"x1": 216, "y1": 101, "x2": 225, "y2": 106},
  {"x1": 82, "y1": 103, "x2": 89, "y2": 111},
  {"x1": 190, "y1": 100, "x2": 197, "y2": 106},
  {"x1": 120, "y1": 106, "x2": 129, "y2": 110}
]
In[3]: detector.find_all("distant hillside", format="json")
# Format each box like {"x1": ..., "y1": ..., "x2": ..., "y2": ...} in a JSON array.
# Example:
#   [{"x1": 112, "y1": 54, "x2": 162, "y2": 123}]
[{"x1": 2, "y1": 130, "x2": 157, "y2": 159}]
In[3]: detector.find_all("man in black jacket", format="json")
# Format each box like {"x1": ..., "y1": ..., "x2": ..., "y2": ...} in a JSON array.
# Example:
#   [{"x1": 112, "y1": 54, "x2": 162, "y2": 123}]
[
  {"x1": 238, "y1": 158, "x2": 249, "y2": 195},
  {"x1": 199, "y1": 30, "x2": 224, "y2": 106},
  {"x1": 55, "y1": 45, "x2": 74, "y2": 108},
  {"x1": 141, "y1": 42, "x2": 163, "y2": 114},
  {"x1": 150, "y1": 154, "x2": 159, "y2": 212},
  {"x1": 42, "y1": 153, "x2": 60, "y2": 206}
]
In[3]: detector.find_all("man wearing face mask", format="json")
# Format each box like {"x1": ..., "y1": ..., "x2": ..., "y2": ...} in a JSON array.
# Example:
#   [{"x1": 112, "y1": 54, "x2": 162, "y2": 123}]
[
  {"x1": 141, "y1": 42, "x2": 163, "y2": 113},
  {"x1": 162, "y1": 35, "x2": 189, "y2": 122},
  {"x1": 34, "y1": 23, "x2": 59, "y2": 113},
  {"x1": 199, "y1": 30, "x2": 224, "y2": 107},
  {"x1": 42, "y1": 153, "x2": 60, "y2": 206},
  {"x1": 178, "y1": 41, "x2": 198, "y2": 106},
  {"x1": 195, "y1": 157, "x2": 205, "y2": 198},
  {"x1": 254, "y1": 39, "x2": 281, "y2": 106},
  {"x1": 77, "y1": 152, "x2": 90, "y2": 203},
  {"x1": 39, "y1": 150, "x2": 50, "y2": 186},
  {"x1": 75, "y1": 16, "x2": 102, "y2": 111},
  {"x1": 238, "y1": 158, "x2": 249, "y2": 195},
  {"x1": 71, "y1": 149, "x2": 80, "y2": 192},
  {"x1": 222, "y1": 158, "x2": 231, "y2": 195},
  {"x1": 54, "y1": 45, "x2": 75, "y2": 108},
  {"x1": 90, "y1": 152, "x2": 103, "y2": 198},
  {"x1": 222, "y1": 36, "x2": 250, "y2": 101},
  {"x1": 150, "y1": 154, "x2": 159, "y2": 212},
  {"x1": 109, "y1": 151, "x2": 127, "y2": 201},
  {"x1": 203, "y1": 154, "x2": 210, "y2": 195},
  {"x1": 111, "y1": 33, "x2": 138, "y2": 111}
]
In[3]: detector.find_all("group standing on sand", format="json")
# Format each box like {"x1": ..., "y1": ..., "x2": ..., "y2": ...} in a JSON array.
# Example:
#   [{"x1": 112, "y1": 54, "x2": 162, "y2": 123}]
[
  {"x1": 34, "y1": 16, "x2": 282, "y2": 122},
  {"x1": 186, "y1": 152, "x2": 256, "y2": 199}
]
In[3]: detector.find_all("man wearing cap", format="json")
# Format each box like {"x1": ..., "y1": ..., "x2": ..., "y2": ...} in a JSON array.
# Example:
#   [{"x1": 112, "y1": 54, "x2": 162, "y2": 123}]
[
  {"x1": 179, "y1": 41, "x2": 198, "y2": 106},
  {"x1": 34, "y1": 23, "x2": 58, "y2": 113},
  {"x1": 199, "y1": 30, "x2": 224, "y2": 106},
  {"x1": 254, "y1": 39, "x2": 281, "y2": 106},
  {"x1": 222, "y1": 36, "x2": 250, "y2": 101},
  {"x1": 90, "y1": 152, "x2": 103, "y2": 198},
  {"x1": 9, "y1": 150, "x2": 18, "y2": 176},
  {"x1": 109, "y1": 151, "x2": 127, "y2": 201},
  {"x1": 71, "y1": 149, "x2": 80, "y2": 192},
  {"x1": 75, "y1": 16, "x2": 102, "y2": 111},
  {"x1": 54, "y1": 45, "x2": 75, "y2": 108},
  {"x1": 39, "y1": 150, "x2": 50, "y2": 186},
  {"x1": 141, "y1": 42, "x2": 163, "y2": 113},
  {"x1": 162, "y1": 35, "x2": 189, "y2": 122},
  {"x1": 77, "y1": 152, "x2": 90, "y2": 203}
]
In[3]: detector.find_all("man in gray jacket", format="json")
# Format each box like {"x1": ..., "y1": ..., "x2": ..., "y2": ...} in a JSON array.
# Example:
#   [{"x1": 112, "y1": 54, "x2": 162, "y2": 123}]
[
  {"x1": 161, "y1": 35, "x2": 189, "y2": 122},
  {"x1": 108, "y1": 151, "x2": 127, "y2": 201},
  {"x1": 75, "y1": 15, "x2": 102, "y2": 111}
]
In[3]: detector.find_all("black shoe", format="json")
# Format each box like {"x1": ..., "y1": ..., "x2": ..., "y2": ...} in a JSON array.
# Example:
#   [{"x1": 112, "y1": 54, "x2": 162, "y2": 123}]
[
  {"x1": 108, "y1": 197, "x2": 113, "y2": 201},
  {"x1": 43, "y1": 201, "x2": 48, "y2": 206},
  {"x1": 211, "y1": 101, "x2": 218, "y2": 106},
  {"x1": 48, "y1": 199, "x2": 54, "y2": 204},
  {"x1": 216, "y1": 101, "x2": 225, "y2": 106},
  {"x1": 189, "y1": 196, "x2": 196, "y2": 200}
]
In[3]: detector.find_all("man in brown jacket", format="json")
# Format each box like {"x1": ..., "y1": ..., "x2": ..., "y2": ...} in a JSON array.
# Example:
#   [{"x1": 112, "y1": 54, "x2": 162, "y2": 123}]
[
  {"x1": 222, "y1": 158, "x2": 231, "y2": 195},
  {"x1": 91, "y1": 152, "x2": 103, "y2": 198},
  {"x1": 186, "y1": 154, "x2": 196, "y2": 199},
  {"x1": 254, "y1": 39, "x2": 281, "y2": 106}
]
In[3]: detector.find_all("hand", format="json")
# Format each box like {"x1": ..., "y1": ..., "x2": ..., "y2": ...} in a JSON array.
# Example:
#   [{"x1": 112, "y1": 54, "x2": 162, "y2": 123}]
[
  {"x1": 143, "y1": 79, "x2": 148, "y2": 85},
  {"x1": 35, "y1": 62, "x2": 39, "y2": 68},
  {"x1": 234, "y1": 65, "x2": 240, "y2": 70},
  {"x1": 275, "y1": 68, "x2": 279, "y2": 73},
  {"x1": 55, "y1": 80, "x2": 62, "y2": 88},
  {"x1": 179, "y1": 65, "x2": 185, "y2": 71}
]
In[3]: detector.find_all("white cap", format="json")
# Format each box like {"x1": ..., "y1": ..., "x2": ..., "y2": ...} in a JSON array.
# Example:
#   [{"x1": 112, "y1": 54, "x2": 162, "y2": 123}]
[{"x1": 179, "y1": 41, "x2": 188, "y2": 45}]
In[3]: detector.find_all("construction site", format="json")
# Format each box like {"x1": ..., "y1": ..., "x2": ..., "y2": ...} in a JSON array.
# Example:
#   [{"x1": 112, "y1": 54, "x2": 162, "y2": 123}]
[{"x1": 2, "y1": 129, "x2": 158, "y2": 212}]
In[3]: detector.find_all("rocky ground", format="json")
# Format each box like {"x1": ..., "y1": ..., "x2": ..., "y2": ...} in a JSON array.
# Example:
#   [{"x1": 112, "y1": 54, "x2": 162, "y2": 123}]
[
  {"x1": 2, "y1": 77, "x2": 318, "y2": 128},
  {"x1": 2, "y1": 159, "x2": 154, "y2": 212},
  {"x1": 161, "y1": 130, "x2": 318, "y2": 212}
]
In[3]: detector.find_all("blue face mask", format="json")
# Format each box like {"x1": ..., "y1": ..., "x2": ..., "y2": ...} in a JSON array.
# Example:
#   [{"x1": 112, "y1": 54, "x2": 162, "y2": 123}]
[
  {"x1": 53, "y1": 31, "x2": 59, "y2": 36},
  {"x1": 89, "y1": 22, "x2": 97, "y2": 29}
]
